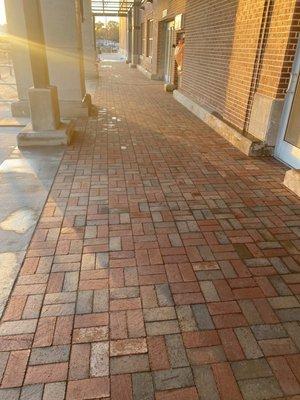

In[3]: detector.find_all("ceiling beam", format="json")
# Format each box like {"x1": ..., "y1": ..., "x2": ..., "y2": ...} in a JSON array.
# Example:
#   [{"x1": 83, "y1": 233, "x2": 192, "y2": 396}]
[{"x1": 91, "y1": 0, "x2": 140, "y2": 16}]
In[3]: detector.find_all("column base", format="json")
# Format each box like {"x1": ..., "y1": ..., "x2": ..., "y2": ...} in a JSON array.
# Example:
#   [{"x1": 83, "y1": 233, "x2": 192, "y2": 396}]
[
  {"x1": 129, "y1": 63, "x2": 137, "y2": 69},
  {"x1": 29, "y1": 86, "x2": 61, "y2": 132},
  {"x1": 11, "y1": 97, "x2": 92, "y2": 119},
  {"x1": 248, "y1": 93, "x2": 284, "y2": 146},
  {"x1": 284, "y1": 169, "x2": 300, "y2": 197},
  {"x1": 59, "y1": 94, "x2": 92, "y2": 118},
  {"x1": 137, "y1": 65, "x2": 162, "y2": 80},
  {"x1": 17, "y1": 121, "x2": 74, "y2": 147},
  {"x1": 11, "y1": 100, "x2": 30, "y2": 118}
]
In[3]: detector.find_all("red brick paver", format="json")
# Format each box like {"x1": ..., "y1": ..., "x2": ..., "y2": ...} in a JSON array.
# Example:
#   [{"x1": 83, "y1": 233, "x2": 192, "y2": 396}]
[{"x1": 0, "y1": 61, "x2": 299, "y2": 399}]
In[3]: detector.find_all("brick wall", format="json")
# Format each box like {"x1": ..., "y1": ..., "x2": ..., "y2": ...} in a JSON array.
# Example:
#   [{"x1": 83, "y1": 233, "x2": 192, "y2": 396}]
[
  {"x1": 180, "y1": 0, "x2": 300, "y2": 132},
  {"x1": 137, "y1": 0, "x2": 300, "y2": 135},
  {"x1": 139, "y1": 0, "x2": 186, "y2": 76},
  {"x1": 256, "y1": 0, "x2": 300, "y2": 99}
]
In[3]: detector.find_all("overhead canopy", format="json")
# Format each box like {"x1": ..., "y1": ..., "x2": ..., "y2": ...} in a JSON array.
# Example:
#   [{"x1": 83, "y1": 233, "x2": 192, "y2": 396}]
[{"x1": 91, "y1": 0, "x2": 141, "y2": 17}]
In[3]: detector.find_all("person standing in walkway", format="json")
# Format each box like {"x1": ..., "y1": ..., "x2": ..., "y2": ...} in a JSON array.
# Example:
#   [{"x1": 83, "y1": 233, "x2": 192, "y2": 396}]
[{"x1": 174, "y1": 35, "x2": 185, "y2": 74}]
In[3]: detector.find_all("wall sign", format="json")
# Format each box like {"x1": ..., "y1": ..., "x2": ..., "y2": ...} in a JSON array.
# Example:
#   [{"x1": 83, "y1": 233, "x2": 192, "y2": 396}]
[{"x1": 174, "y1": 14, "x2": 184, "y2": 30}]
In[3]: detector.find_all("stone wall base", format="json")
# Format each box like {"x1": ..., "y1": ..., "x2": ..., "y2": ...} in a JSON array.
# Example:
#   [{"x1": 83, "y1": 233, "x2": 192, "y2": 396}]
[
  {"x1": 248, "y1": 93, "x2": 284, "y2": 146},
  {"x1": 137, "y1": 64, "x2": 162, "y2": 81},
  {"x1": 11, "y1": 96, "x2": 91, "y2": 119},
  {"x1": 18, "y1": 121, "x2": 74, "y2": 147},
  {"x1": 173, "y1": 90, "x2": 273, "y2": 157},
  {"x1": 284, "y1": 169, "x2": 300, "y2": 197}
]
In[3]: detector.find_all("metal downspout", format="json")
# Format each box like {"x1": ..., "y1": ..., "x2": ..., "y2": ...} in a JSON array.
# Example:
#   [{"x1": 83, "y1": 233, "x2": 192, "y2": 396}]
[{"x1": 243, "y1": 0, "x2": 273, "y2": 133}]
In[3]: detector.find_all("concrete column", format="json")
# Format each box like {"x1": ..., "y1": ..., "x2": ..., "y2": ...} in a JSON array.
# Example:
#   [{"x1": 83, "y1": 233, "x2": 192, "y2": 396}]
[
  {"x1": 39, "y1": 0, "x2": 91, "y2": 118},
  {"x1": 130, "y1": 5, "x2": 140, "y2": 68},
  {"x1": 15, "y1": 0, "x2": 73, "y2": 146},
  {"x1": 82, "y1": 0, "x2": 98, "y2": 79},
  {"x1": 126, "y1": 10, "x2": 132, "y2": 64},
  {"x1": 22, "y1": 0, "x2": 49, "y2": 89},
  {"x1": 5, "y1": 0, "x2": 91, "y2": 118},
  {"x1": 4, "y1": 0, "x2": 32, "y2": 117}
]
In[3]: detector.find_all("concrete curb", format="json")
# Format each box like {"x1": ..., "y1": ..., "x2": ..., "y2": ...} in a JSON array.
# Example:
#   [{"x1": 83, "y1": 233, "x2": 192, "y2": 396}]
[{"x1": 173, "y1": 90, "x2": 273, "y2": 157}]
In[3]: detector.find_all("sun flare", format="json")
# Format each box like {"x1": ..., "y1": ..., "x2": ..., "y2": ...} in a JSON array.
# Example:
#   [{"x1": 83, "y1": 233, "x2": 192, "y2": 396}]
[{"x1": 0, "y1": 0, "x2": 6, "y2": 25}]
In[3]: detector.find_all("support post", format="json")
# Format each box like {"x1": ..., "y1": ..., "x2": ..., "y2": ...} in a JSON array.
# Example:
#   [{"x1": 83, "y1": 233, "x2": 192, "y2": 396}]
[
  {"x1": 130, "y1": 4, "x2": 140, "y2": 68},
  {"x1": 16, "y1": 0, "x2": 73, "y2": 146},
  {"x1": 82, "y1": 0, "x2": 98, "y2": 79},
  {"x1": 4, "y1": 0, "x2": 91, "y2": 118},
  {"x1": 4, "y1": 0, "x2": 32, "y2": 116},
  {"x1": 126, "y1": 9, "x2": 132, "y2": 64},
  {"x1": 39, "y1": 0, "x2": 91, "y2": 118}
]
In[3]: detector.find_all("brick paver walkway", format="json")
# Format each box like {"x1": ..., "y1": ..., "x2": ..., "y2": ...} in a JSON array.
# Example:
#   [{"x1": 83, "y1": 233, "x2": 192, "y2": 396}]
[{"x1": 0, "y1": 61, "x2": 300, "y2": 400}]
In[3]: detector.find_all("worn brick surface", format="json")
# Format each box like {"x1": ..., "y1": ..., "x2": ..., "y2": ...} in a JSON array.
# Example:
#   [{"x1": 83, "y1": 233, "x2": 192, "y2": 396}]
[
  {"x1": 66, "y1": 377, "x2": 110, "y2": 400},
  {"x1": 0, "y1": 61, "x2": 299, "y2": 399},
  {"x1": 179, "y1": 0, "x2": 299, "y2": 134},
  {"x1": 132, "y1": 372, "x2": 154, "y2": 400},
  {"x1": 111, "y1": 374, "x2": 133, "y2": 400},
  {"x1": 43, "y1": 382, "x2": 66, "y2": 400}
]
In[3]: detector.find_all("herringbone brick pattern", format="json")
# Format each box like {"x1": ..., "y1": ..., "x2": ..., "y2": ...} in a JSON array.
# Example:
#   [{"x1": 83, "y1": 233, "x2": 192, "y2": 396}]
[{"x1": 0, "y1": 61, "x2": 299, "y2": 400}]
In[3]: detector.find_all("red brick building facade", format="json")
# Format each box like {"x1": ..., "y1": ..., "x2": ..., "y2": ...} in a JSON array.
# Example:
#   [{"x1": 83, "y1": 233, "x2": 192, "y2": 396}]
[
  {"x1": 180, "y1": 0, "x2": 300, "y2": 143},
  {"x1": 139, "y1": 0, "x2": 186, "y2": 79},
  {"x1": 123, "y1": 0, "x2": 300, "y2": 165}
]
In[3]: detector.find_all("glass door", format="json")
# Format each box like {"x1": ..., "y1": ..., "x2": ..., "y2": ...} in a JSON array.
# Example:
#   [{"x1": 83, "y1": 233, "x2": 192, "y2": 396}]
[{"x1": 275, "y1": 39, "x2": 300, "y2": 168}]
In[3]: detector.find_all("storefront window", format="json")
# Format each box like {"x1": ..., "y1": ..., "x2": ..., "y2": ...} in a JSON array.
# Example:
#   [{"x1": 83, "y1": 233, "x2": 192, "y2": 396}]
[
  {"x1": 147, "y1": 19, "x2": 153, "y2": 57},
  {"x1": 141, "y1": 23, "x2": 146, "y2": 55}
]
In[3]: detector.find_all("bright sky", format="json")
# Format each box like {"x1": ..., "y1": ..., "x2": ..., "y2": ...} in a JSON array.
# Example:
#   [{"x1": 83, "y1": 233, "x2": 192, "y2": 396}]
[
  {"x1": 96, "y1": 16, "x2": 119, "y2": 25},
  {"x1": 0, "y1": 0, "x2": 6, "y2": 25}
]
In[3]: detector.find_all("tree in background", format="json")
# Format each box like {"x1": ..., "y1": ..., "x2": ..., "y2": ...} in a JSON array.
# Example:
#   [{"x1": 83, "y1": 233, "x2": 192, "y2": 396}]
[{"x1": 95, "y1": 20, "x2": 119, "y2": 43}]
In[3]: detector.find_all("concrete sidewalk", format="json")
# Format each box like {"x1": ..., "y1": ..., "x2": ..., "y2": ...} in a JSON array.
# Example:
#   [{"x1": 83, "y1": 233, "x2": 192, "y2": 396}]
[{"x1": 0, "y1": 61, "x2": 299, "y2": 400}]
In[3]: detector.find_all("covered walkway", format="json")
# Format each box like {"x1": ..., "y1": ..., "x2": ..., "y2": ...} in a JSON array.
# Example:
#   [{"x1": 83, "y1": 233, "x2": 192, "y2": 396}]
[{"x1": 0, "y1": 60, "x2": 299, "y2": 400}]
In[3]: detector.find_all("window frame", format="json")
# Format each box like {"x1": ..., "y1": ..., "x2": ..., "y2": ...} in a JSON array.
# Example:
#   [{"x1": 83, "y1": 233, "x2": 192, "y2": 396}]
[
  {"x1": 146, "y1": 19, "x2": 154, "y2": 58},
  {"x1": 141, "y1": 22, "x2": 146, "y2": 56}
]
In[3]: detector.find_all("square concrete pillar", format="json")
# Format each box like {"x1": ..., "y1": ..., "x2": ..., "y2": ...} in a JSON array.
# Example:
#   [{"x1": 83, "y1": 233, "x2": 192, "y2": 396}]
[
  {"x1": 4, "y1": 0, "x2": 32, "y2": 117},
  {"x1": 18, "y1": 86, "x2": 73, "y2": 147},
  {"x1": 130, "y1": 5, "x2": 141, "y2": 68},
  {"x1": 29, "y1": 86, "x2": 60, "y2": 131},
  {"x1": 127, "y1": 10, "x2": 132, "y2": 64},
  {"x1": 4, "y1": 0, "x2": 91, "y2": 118},
  {"x1": 39, "y1": 0, "x2": 91, "y2": 118},
  {"x1": 82, "y1": 0, "x2": 98, "y2": 79}
]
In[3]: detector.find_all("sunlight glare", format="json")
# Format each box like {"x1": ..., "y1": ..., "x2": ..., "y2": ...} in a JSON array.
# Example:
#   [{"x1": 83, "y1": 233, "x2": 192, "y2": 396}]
[{"x1": 0, "y1": 0, "x2": 6, "y2": 26}]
